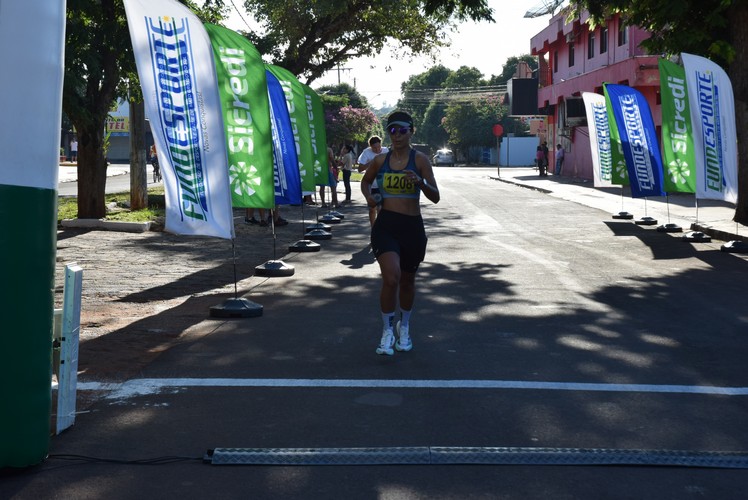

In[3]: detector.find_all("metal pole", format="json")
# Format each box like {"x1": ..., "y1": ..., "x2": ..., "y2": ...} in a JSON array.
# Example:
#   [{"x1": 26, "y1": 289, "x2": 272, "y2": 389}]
[{"x1": 496, "y1": 135, "x2": 500, "y2": 177}]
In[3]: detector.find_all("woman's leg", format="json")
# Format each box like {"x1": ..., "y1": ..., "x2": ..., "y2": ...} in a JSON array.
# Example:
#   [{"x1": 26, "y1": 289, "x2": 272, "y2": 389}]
[
  {"x1": 343, "y1": 170, "x2": 352, "y2": 201},
  {"x1": 377, "y1": 251, "x2": 401, "y2": 316}
]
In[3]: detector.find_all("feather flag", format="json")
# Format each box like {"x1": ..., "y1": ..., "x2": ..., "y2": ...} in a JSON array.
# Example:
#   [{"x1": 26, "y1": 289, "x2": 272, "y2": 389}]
[
  {"x1": 681, "y1": 53, "x2": 738, "y2": 203},
  {"x1": 582, "y1": 92, "x2": 614, "y2": 188},
  {"x1": 603, "y1": 85, "x2": 630, "y2": 186},
  {"x1": 266, "y1": 64, "x2": 316, "y2": 195},
  {"x1": 266, "y1": 70, "x2": 302, "y2": 206},
  {"x1": 604, "y1": 83, "x2": 665, "y2": 198},
  {"x1": 658, "y1": 59, "x2": 697, "y2": 193},
  {"x1": 124, "y1": 0, "x2": 234, "y2": 238},
  {"x1": 206, "y1": 23, "x2": 275, "y2": 209},
  {"x1": 301, "y1": 83, "x2": 332, "y2": 187}
]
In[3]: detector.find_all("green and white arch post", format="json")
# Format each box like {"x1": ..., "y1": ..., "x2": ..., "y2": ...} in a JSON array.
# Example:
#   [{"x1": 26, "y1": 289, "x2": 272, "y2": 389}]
[{"x1": 0, "y1": 0, "x2": 67, "y2": 467}]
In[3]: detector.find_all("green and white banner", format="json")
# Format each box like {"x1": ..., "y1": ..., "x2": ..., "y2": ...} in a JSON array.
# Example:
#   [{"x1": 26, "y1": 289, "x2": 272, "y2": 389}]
[
  {"x1": 206, "y1": 24, "x2": 275, "y2": 209},
  {"x1": 301, "y1": 83, "x2": 331, "y2": 186},
  {"x1": 0, "y1": 0, "x2": 66, "y2": 468},
  {"x1": 659, "y1": 59, "x2": 696, "y2": 193},
  {"x1": 603, "y1": 85, "x2": 629, "y2": 186},
  {"x1": 266, "y1": 64, "x2": 316, "y2": 196}
]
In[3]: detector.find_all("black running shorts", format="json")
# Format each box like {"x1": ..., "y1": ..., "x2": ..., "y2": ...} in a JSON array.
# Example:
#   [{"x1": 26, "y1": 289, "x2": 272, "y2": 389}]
[{"x1": 371, "y1": 209, "x2": 427, "y2": 273}]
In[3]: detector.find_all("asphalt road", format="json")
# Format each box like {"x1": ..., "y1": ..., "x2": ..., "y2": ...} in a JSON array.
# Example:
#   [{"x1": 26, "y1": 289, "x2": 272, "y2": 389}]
[
  {"x1": 57, "y1": 163, "x2": 158, "y2": 196},
  {"x1": 6, "y1": 167, "x2": 748, "y2": 499}
]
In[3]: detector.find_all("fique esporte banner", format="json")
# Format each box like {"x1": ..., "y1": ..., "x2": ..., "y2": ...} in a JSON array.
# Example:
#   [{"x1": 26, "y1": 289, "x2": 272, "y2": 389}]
[
  {"x1": 266, "y1": 70, "x2": 302, "y2": 205},
  {"x1": 603, "y1": 85, "x2": 629, "y2": 186},
  {"x1": 301, "y1": 83, "x2": 331, "y2": 186},
  {"x1": 124, "y1": 0, "x2": 234, "y2": 239},
  {"x1": 582, "y1": 92, "x2": 613, "y2": 188},
  {"x1": 604, "y1": 83, "x2": 665, "y2": 198},
  {"x1": 681, "y1": 53, "x2": 738, "y2": 203},
  {"x1": 266, "y1": 64, "x2": 316, "y2": 195},
  {"x1": 0, "y1": 0, "x2": 66, "y2": 468},
  {"x1": 659, "y1": 59, "x2": 697, "y2": 193},
  {"x1": 205, "y1": 23, "x2": 275, "y2": 209}
]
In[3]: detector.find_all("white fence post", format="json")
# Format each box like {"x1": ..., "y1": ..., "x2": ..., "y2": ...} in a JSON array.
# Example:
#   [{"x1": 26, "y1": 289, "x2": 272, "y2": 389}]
[{"x1": 55, "y1": 263, "x2": 83, "y2": 434}]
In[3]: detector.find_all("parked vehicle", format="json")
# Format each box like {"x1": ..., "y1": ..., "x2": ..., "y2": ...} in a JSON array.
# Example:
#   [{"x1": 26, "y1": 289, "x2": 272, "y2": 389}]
[{"x1": 432, "y1": 148, "x2": 455, "y2": 167}]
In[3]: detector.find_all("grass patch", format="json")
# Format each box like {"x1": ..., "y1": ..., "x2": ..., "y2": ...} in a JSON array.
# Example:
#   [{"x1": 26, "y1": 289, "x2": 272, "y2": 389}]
[{"x1": 58, "y1": 186, "x2": 166, "y2": 224}]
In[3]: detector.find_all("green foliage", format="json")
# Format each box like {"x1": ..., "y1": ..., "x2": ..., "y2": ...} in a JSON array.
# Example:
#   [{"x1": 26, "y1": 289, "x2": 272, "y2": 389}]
[
  {"x1": 239, "y1": 0, "x2": 493, "y2": 84},
  {"x1": 443, "y1": 66, "x2": 484, "y2": 88},
  {"x1": 326, "y1": 106, "x2": 381, "y2": 146},
  {"x1": 443, "y1": 94, "x2": 507, "y2": 155},
  {"x1": 488, "y1": 55, "x2": 539, "y2": 85},
  {"x1": 57, "y1": 188, "x2": 166, "y2": 224}
]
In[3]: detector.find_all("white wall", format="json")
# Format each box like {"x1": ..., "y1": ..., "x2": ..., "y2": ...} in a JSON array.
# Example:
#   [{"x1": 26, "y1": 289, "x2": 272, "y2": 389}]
[{"x1": 499, "y1": 136, "x2": 539, "y2": 166}]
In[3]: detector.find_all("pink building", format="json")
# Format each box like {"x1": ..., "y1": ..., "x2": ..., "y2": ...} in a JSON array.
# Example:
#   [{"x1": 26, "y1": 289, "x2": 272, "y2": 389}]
[{"x1": 530, "y1": 10, "x2": 660, "y2": 179}]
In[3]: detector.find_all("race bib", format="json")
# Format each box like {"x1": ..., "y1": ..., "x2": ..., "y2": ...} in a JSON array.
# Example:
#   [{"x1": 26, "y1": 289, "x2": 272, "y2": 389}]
[{"x1": 382, "y1": 172, "x2": 417, "y2": 195}]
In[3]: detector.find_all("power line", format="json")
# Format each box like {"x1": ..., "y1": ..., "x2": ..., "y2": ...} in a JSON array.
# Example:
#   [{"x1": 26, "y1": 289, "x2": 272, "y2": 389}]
[{"x1": 227, "y1": 0, "x2": 253, "y2": 32}]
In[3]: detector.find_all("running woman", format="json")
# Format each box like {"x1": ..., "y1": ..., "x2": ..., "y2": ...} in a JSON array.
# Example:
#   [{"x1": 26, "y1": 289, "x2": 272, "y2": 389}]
[{"x1": 360, "y1": 111, "x2": 440, "y2": 355}]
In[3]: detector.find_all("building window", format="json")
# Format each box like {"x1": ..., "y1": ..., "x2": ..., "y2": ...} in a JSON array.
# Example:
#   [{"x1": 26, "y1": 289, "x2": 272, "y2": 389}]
[
  {"x1": 618, "y1": 22, "x2": 627, "y2": 46},
  {"x1": 600, "y1": 26, "x2": 608, "y2": 54},
  {"x1": 568, "y1": 40, "x2": 575, "y2": 67},
  {"x1": 588, "y1": 31, "x2": 595, "y2": 59},
  {"x1": 553, "y1": 50, "x2": 558, "y2": 72}
]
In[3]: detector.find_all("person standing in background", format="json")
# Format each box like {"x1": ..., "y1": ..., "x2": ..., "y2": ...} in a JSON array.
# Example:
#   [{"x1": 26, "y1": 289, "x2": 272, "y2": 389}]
[
  {"x1": 357, "y1": 136, "x2": 388, "y2": 226},
  {"x1": 339, "y1": 144, "x2": 354, "y2": 203},
  {"x1": 555, "y1": 143, "x2": 565, "y2": 175},
  {"x1": 70, "y1": 138, "x2": 78, "y2": 162}
]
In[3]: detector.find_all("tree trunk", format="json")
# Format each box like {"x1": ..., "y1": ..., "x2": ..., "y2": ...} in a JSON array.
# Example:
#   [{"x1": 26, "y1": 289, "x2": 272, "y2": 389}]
[
  {"x1": 76, "y1": 127, "x2": 109, "y2": 219},
  {"x1": 129, "y1": 100, "x2": 148, "y2": 210},
  {"x1": 729, "y1": 2, "x2": 748, "y2": 225}
]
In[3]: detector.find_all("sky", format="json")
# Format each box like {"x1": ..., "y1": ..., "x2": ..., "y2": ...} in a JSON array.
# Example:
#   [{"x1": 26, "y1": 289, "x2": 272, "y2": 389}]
[{"x1": 222, "y1": 1, "x2": 557, "y2": 109}]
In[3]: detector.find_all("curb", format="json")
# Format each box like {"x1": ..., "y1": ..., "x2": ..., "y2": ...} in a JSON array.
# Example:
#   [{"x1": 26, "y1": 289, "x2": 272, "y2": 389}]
[
  {"x1": 691, "y1": 223, "x2": 748, "y2": 243},
  {"x1": 61, "y1": 218, "x2": 151, "y2": 233}
]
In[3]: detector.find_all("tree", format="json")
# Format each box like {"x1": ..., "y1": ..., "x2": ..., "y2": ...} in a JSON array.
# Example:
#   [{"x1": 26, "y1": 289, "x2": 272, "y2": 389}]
[
  {"x1": 443, "y1": 94, "x2": 508, "y2": 161},
  {"x1": 63, "y1": 0, "x2": 134, "y2": 219},
  {"x1": 326, "y1": 106, "x2": 381, "y2": 147},
  {"x1": 240, "y1": 0, "x2": 492, "y2": 83},
  {"x1": 487, "y1": 54, "x2": 539, "y2": 85},
  {"x1": 569, "y1": 0, "x2": 748, "y2": 223},
  {"x1": 315, "y1": 83, "x2": 370, "y2": 109},
  {"x1": 399, "y1": 65, "x2": 454, "y2": 130}
]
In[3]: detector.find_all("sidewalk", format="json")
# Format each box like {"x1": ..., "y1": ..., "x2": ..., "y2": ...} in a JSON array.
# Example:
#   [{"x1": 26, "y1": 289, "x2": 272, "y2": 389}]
[
  {"x1": 493, "y1": 166, "x2": 747, "y2": 245},
  {"x1": 58, "y1": 162, "x2": 131, "y2": 183}
]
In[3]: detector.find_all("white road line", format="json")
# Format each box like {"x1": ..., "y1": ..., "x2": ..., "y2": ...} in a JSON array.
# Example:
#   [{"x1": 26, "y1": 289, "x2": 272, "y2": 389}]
[{"x1": 68, "y1": 378, "x2": 748, "y2": 400}]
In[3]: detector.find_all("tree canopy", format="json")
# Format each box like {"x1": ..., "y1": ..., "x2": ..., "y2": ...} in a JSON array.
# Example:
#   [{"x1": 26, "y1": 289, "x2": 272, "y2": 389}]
[{"x1": 239, "y1": 0, "x2": 492, "y2": 84}]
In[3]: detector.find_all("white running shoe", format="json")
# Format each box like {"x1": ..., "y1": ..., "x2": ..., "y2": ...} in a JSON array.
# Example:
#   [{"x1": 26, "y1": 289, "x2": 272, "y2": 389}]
[
  {"x1": 376, "y1": 328, "x2": 395, "y2": 356},
  {"x1": 395, "y1": 321, "x2": 412, "y2": 352}
]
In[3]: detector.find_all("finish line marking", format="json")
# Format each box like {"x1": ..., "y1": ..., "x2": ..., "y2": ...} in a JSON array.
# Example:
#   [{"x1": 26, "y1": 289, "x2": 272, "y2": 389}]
[{"x1": 66, "y1": 378, "x2": 748, "y2": 400}]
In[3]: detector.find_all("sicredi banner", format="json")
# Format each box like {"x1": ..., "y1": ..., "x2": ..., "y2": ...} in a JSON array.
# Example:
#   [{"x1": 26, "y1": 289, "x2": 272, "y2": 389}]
[
  {"x1": 266, "y1": 70, "x2": 302, "y2": 206},
  {"x1": 658, "y1": 59, "x2": 696, "y2": 193},
  {"x1": 681, "y1": 53, "x2": 738, "y2": 203},
  {"x1": 301, "y1": 83, "x2": 331, "y2": 186},
  {"x1": 605, "y1": 84, "x2": 665, "y2": 198},
  {"x1": 206, "y1": 23, "x2": 275, "y2": 209},
  {"x1": 124, "y1": 0, "x2": 234, "y2": 239},
  {"x1": 266, "y1": 65, "x2": 316, "y2": 196},
  {"x1": 582, "y1": 92, "x2": 613, "y2": 188}
]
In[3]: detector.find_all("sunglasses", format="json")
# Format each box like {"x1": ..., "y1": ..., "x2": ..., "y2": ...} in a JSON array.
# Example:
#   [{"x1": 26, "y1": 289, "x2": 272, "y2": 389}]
[{"x1": 388, "y1": 126, "x2": 411, "y2": 135}]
